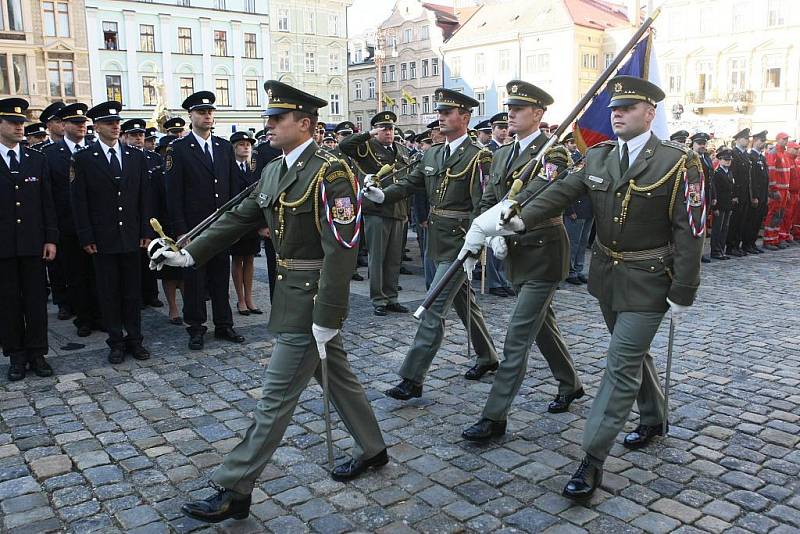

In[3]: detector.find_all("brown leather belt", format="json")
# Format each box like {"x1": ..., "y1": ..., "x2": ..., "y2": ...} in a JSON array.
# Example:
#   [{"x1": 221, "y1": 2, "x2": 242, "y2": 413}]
[
  {"x1": 594, "y1": 240, "x2": 673, "y2": 262},
  {"x1": 431, "y1": 208, "x2": 471, "y2": 219},
  {"x1": 277, "y1": 258, "x2": 324, "y2": 270}
]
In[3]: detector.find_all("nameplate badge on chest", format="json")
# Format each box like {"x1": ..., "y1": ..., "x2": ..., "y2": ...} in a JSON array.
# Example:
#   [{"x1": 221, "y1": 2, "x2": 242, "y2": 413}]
[
  {"x1": 424, "y1": 166, "x2": 434, "y2": 172},
  {"x1": 588, "y1": 175, "x2": 604, "y2": 184},
  {"x1": 24, "y1": 176, "x2": 39, "y2": 183}
]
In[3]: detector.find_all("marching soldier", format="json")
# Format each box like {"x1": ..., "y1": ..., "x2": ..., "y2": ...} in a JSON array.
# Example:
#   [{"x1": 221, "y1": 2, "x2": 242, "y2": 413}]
[
  {"x1": 487, "y1": 112, "x2": 509, "y2": 152},
  {"x1": 153, "y1": 80, "x2": 387, "y2": 523},
  {"x1": 339, "y1": 111, "x2": 411, "y2": 316},
  {"x1": 363, "y1": 88, "x2": 499, "y2": 399},
  {"x1": 165, "y1": 91, "x2": 245, "y2": 350},
  {"x1": 25, "y1": 123, "x2": 48, "y2": 145},
  {"x1": 31, "y1": 101, "x2": 65, "y2": 150},
  {"x1": 460, "y1": 81, "x2": 583, "y2": 442},
  {"x1": 122, "y1": 118, "x2": 164, "y2": 309},
  {"x1": 744, "y1": 131, "x2": 769, "y2": 253},
  {"x1": 478, "y1": 76, "x2": 704, "y2": 500},
  {"x1": 0, "y1": 98, "x2": 58, "y2": 381},
  {"x1": 42, "y1": 103, "x2": 102, "y2": 335},
  {"x1": 163, "y1": 116, "x2": 187, "y2": 137},
  {"x1": 70, "y1": 101, "x2": 154, "y2": 364}
]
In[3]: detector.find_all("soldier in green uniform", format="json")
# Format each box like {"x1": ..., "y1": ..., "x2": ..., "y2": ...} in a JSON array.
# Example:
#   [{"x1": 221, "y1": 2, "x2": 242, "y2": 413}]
[
  {"x1": 362, "y1": 88, "x2": 499, "y2": 400},
  {"x1": 339, "y1": 112, "x2": 411, "y2": 315},
  {"x1": 461, "y1": 81, "x2": 584, "y2": 442},
  {"x1": 468, "y1": 76, "x2": 704, "y2": 500},
  {"x1": 152, "y1": 81, "x2": 387, "y2": 523}
]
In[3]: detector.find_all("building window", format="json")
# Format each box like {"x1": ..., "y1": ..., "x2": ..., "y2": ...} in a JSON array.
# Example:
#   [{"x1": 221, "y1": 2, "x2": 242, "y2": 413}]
[
  {"x1": 279, "y1": 49, "x2": 290, "y2": 72},
  {"x1": 764, "y1": 55, "x2": 781, "y2": 89},
  {"x1": 421, "y1": 59, "x2": 429, "y2": 77},
  {"x1": 0, "y1": 54, "x2": 29, "y2": 95},
  {"x1": 401, "y1": 100, "x2": 408, "y2": 115},
  {"x1": 355, "y1": 115, "x2": 363, "y2": 131},
  {"x1": 142, "y1": 76, "x2": 157, "y2": 105},
  {"x1": 411, "y1": 101, "x2": 417, "y2": 114},
  {"x1": 48, "y1": 59, "x2": 74, "y2": 97},
  {"x1": 3, "y1": 0, "x2": 24, "y2": 31},
  {"x1": 244, "y1": 0, "x2": 255, "y2": 13},
  {"x1": 177, "y1": 27, "x2": 192, "y2": 54},
  {"x1": 0, "y1": 58, "x2": 8, "y2": 94},
  {"x1": 278, "y1": 8, "x2": 289, "y2": 31},
  {"x1": 177, "y1": 0, "x2": 190, "y2": 6},
  {"x1": 581, "y1": 53, "x2": 598, "y2": 70},
  {"x1": 604, "y1": 53, "x2": 613, "y2": 68},
  {"x1": 213, "y1": 0, "x2": 225, "y2": 9},
  {"x1": 244, "y1": 33, "x2": 257, "y2": 58},
  {"x1": 450, "y1": 56, "x2": 461, "y2": 78},
  {"x1": 422, "y1": 95, "x2": 430, "y2": 114},
  {"x1": 666, "y1": 63, "x2": 681, "y2": 94},
  {"x1": 215, "y1": 78, "x2": 230, "y2": 106},
  {"x1": 330, "y1": 93, "x2": 340, "y2": 115},
  {"x1": 381, "y1": 66, "x2": 387, "y2": 82},
  {"x1": 498, "y1": 49, "x2": 510, "y2": 72},
  {"x1": 43, "y1": 2, "x2": 70, "y2": 37},
  {"x1": 474, "y1": 53, "x2": 484, "y2": 77},
  {"x1": 420, "y1": 25, "x2": 429, "y2": 40},
  {"x1": 305, "y1": 51, "x2": 315, "y2": 73},
  {"x1": 409, "y1": 61, "x2": 416, "y2": 79},
  {"x1": 304, "y1": 11, "x2": 315, "y2": 33},
  {"x1": 179, "y1": 76, "x2": 194, "y2": 101},
  {"x1": 106, "y1": 74, "x2": 122, "y2": 102},
  {"x1": 732, "y1": 2, "x2": 747, "y2": 31},
  {"x1": 729, "y1": 58, "x2": 746, "y2": 91},
  {"x1": 246, "y1": 79, "x2": 259, "y2": 106},
  {"x1": 475, "y1": 91, "x2": 485, "y2": 116},
  {"x1": 404, "y1": 28, "x2": 412, "y2": 43},
  {"x1": 388, "y1": 64, "x2": 396, "y2": 82},
  {"x1": 329, "y1": 51, "x2": 340, "y2": 74},
  {"x1": 767, "y1": 0, "x2": 784, "y2": 27},
  {"x1": 354, "y1": 80, "x2": 362, "y2": 100},
  {"x1": 431, "y1": 58, "x2": 439, "y2": 76},
  {"x1": 329, "y1": 14, "x2": 339, "y2": 36},
  {"x1": 214, "y1": 31, "x2": 228, "y2": 56},
  {"x1": 367, "y1": 79, "x2": 375, "y2": 99},
  {"x1": 140, "y1": 24, "x2": 155, "y2": 52},
  {"x1": 526, "y1": 53, "x2": 549, "y2": 74},
  {"x1": 400, "y1": 62, "x2": 407, "y2": 80},
  {"x1": 103, "y1": 21, "x2": 119, "y2": 50},
  {"x1": 696, "y1": 60, "x2": 714, "y2": 95}
]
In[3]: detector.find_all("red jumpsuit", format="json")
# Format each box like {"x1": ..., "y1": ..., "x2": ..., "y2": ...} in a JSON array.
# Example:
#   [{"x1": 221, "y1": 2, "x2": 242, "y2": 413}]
[
  {"x1": 779, "y1": 150, "x2": 800, "y2": 242},
  {"x1": 792, "y1": 154, "x2": 800, "y2": 239},
  {"x1": 764, "y1": 145, "x2": 792, "y2": 246}
]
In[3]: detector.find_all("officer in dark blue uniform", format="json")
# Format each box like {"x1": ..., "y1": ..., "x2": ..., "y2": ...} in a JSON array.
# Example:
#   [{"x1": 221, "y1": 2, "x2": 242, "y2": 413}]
[
  {"x1": 42, "y1": 102, "x2": 102, "y2": 334},
  {"x1": 486, "y1": 112, "x2": 509, "y2": 152},
  {"x1": 25, "y1": 122, "x2": 48, "y2": 146},
  {"x1": 164, "y1": 116, "x2": 187, "y2": 137},
  {"x1": 31, "y1": 101, "x2": 65, "y2": 150},
  {"x1": 144, "y1": 127, "x2": 158, "y2": 152},
  {"x1": 164, "y1": 91, "x2": 244, "y2": 349},
  {"x1": 70, "y1": 101, "x2": 153, "y2": 364},
  {"x1": 0, "y1": 98, "x2": 59, "y2": 381}
]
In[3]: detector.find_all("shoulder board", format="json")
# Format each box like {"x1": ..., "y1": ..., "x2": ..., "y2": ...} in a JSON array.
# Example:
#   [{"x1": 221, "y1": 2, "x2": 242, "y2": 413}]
[
  {"x1": 587, "y1": 140, "x2": 617, "y2": 151},
  {"x1": 661, "y1": 139, "x2": 691, "y2": 153},
  {"x1": 26, "y1": 146, "x2": 44, "y2": 154},
  {"x1": 314, "y1": 148, "x2": 340, "y2": 163},
  {"x1": 431, "y1": 141, "x2": 445, "y2": 146}
]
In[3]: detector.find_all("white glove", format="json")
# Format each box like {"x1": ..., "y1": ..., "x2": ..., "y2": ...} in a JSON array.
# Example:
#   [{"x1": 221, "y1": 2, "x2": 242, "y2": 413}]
[
  {"x1": 462, "y1": 251, "x2": 478, "y2": 280},
  {"x1": 149, "y1": 247, "x2": 194, "y2": 271},
  {"x1": 666, "y1": 297, "x2": 689, "y2": 322},
  {"x1": 312, "y1": 324, "x2": 338, "y2": 360},
  {"x1": 472, "y1": 201, "x2": 517, "y2": 238},
  {"x1": 498, "y1": 215, "x2": 525, "y2": 233},
  {"x1": 362, "y1": 186, "x2": 385, "y2": 203},
  {"x1": 363, "y1": 174, "x2": 378, "y2": 189},
  {"x1": 487, "y1": 236, "x2": 508, "y2": 260},
  {"x1": 147, "y1": 237, "x2": 167, "y2": 259}
]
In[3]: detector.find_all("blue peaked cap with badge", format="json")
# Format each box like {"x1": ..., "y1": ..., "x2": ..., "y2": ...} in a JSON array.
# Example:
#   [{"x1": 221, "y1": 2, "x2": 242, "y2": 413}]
[
  {"x1": 0, "y1": 97, "x2": 29, "y2": 123},
  {"x1": 87, "y1": 101, "x2": 123, "y2": 123},
  {"x1": 182, "y1": 91, "x2": 216, "y2": 112}
]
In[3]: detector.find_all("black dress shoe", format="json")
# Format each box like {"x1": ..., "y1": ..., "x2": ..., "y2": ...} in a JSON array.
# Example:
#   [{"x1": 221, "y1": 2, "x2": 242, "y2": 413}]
[
  {"x1": 462, "y1": 418, "x2": 507, "y2": 442},
  {"x1": 464, "y1": 361, "x2": 499, "y2": 380},
  {"x1": 385, "y1": 302, "x2": 409, "y2": 313},
  {"x1": 727, "y1": 249, "x2": 744, "y2": 257},
  {"x1": 351, "y1": 272, "x2": 364, "y2": 281},
  {"x1": 146, "y1": 299, "x2": 164, "y2": 308},
  {"x1": 8, "y1": 363, "x2": 26, "y2": 381},
  {"x1": 214, "y1": 327, "x2": 245, "y2": 343},
  {"x1": 108, "y1": 347, "x2": 125, "y2": 364},
  {"x1": 503, "y1": 286, "x2": 516, "y2": 296},
  {"x1": 373, "y1": 305, "x2": 387, "y2": 316},
  {"x1": 237, "y1": 307, "x2": 250, "y2": 316},
  {"x1": 565, "y1": 276, "x2": 582, "y2": 285},
  {"x1": 385, "y1": 379, "x2": 422, "y2": 400},
  {"x1": 578, "y1": 274, "x2": 588, "y2": 283},
  {"x1": 357, "y1": 257, "x2": 368, "y2": 267},
  {"x1": 29, "y1": 355, "x2": 54, "y2": 377},
  {"x1": 701, "y1": 256, "x2": 711, "y2": 263},
  {"x1": 76, "y1": 324, "x2": 92, "y2": 337},
  {"x1": 181, "y1": 485, "x2": 251, "y2": 523},
  {"x1": 57, "y1": 306, "x2": 74, "y2": 320},
  {"x1": 189, "y1": 333, "x2": 205, "y2": 350},
  {"x1": 489, "y1": 287, "x2": 510, "y2": 297},
  {"x1": 127, "y1": 344, "x2": 151, "y2": 361},
  {"x1": 623, "y1": 422, "x2": 668, "y2": 449},
  {"x1": 331, "y1": 449, "x2": 389, "y2": 481},
  {"x1": 247, "y1": 307, "x2": 263, "y2": 315},
  {"x1": 547, "y1": 388, "x2": 585, "y2": 413},
  {"x1": 563, "y1": 458, "x2": 603, "y2": 501}
]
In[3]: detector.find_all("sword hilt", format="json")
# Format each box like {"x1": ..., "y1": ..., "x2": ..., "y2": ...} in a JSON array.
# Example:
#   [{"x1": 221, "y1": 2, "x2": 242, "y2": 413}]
[{"x1": 149, "y1": 218, "x2": 179, "y2": 252}]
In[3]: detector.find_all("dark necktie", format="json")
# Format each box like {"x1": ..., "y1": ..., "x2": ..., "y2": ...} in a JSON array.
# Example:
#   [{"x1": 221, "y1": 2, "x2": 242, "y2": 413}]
[
  {"x1": 279, "y1": 160, "x2": 288, "y2": 178},
  {"x1": 506, "y1": 141, "x2": 519, "y2": 173},
  {"x1": 203, "y1": 142, "x2": 213, "y2": 167},
  {"x1": 442, "y1": 144, "x2": 450, "y2": 167},
  {"x1": 108, "y1": 147, "x2": 122, "y2": 178},
  {"x1": 240, "y1": 162, "x2": 247, "y2": 174},
  {"x1": 620, "y1": 142, "x2": 629, "y2": 175},
  {"x1": 8, "y1": 149, "x2": 19, "y2": 173}
]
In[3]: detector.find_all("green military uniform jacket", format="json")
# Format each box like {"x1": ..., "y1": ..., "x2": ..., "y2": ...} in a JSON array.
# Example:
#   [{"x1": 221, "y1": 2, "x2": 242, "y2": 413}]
[
  {"x1": 479, "y1": 133, "x2": 569, "y2": 284},
  {"x1": 185, "y1": 141, "x2": 359, "y2": 333},
  {"x1": 518, "y1": 133, "x2": 704, "y2": 312},
  {"x1": 383, "y1": 138, "x2": 491, "y2": 263},
  {"x1": 338, "y1": 132, "x2": 410, "y2": 220}
]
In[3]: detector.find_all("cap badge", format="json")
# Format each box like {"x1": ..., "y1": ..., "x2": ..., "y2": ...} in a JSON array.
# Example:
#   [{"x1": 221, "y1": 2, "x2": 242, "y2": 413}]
[
  {"x1": 385, "y1": 114, "x2": 390, "y2": 120},
  {"x1": 77, "y1": 109, "x2": 83, "y2": 115},
  {"x1": 109, "y1": 109, "x2": 117, "y2": 114},
  {"x1": 202, "y1": 98, "x2": 209, "y2": 104},
  {"x1": 614, "y1": 82, "x2": 623, "y2": 93},
  {"x1": 511, "y1": 85, "x2": 518, "y2": 94}
]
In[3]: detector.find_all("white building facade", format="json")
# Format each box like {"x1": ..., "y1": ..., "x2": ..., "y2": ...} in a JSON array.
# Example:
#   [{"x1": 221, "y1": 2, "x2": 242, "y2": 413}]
[{"x1": 84, "y1": 0, "x2": 271, "y2": 135}]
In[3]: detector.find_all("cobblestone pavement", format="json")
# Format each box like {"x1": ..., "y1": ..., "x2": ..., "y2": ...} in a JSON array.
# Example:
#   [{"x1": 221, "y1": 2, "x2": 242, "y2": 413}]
[{"x1": 2, "y1": 241, "x2": 800, "y2": 533}]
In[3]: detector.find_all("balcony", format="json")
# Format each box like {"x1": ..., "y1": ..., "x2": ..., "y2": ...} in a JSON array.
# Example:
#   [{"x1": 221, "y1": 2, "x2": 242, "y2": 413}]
[{"x1": 686, "y1": 90, "x2": 754, "y2": 112}]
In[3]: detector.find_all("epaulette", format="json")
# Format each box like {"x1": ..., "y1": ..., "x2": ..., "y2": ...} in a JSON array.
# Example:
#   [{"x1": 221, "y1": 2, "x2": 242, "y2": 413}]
[
  {"x1": 587, "y1": 139, "x2": 617, "y2": 151},
  {"x1": 75, "y1": 143, "x2": 91, "y2": 152},
  {"x1": 314, "y1": 148, "x2": 340, "y2": 164},
  {"x1": 661, "y1": 139, "x2": 691, "y2": 153}
]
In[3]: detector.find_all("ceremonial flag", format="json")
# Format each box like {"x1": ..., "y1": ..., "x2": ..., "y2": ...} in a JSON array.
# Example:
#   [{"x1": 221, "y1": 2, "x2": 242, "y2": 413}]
[
  {"x1": 573, "y1": 33, "x2": 668, "y2": 151},
  {"x1": 402, "y1": 89, "x2": 417, "y2": 104},
  {"x1": 382, "y1": 94, "x2": 395, "y2": 107}
]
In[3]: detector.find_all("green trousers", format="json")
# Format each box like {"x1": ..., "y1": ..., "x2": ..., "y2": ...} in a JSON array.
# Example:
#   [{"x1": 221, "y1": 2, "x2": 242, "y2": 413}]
[
  {"x1": 212, "y1": 332, "x2": 386, "y2": 495},
  {"x1": 482, "y1": 280, "x2": 582, "y2": 421},
  {"x1": 364, "y1": 215, "x2": 403, "y2": 307},
  {"x1": 583, "y1": 305, "x2": 666, "y2": 465},
  {"x1": 399, "y1": 261, "x2": 498, "y2": 384}
]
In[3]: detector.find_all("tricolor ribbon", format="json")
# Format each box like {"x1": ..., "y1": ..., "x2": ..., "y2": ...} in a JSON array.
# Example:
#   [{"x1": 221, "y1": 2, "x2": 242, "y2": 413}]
[
  {"x1": 320, "y1": 179, "x2": 364, "y2": 249},
  {"x1": 684, "y1": 171, "x2": 707, "y2": 238}
]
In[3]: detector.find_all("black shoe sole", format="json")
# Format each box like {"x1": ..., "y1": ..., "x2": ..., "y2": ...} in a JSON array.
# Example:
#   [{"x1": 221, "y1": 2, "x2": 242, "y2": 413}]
[
  {"x1": 181, "y1": 508, "x2": 249, "y2": 524},
  {"x1": 462, "y1": 427, "x2": 506, "y2": 442},
  {"x1": 385, "y1": 389, "x2": 421, "y2": 401},
  {"x1": 547, "y1": 388, "x2": 585, "y2": 413},
  {"x1": 330, "y1": 457, "x2": 389, "y2": 482},
  {"x1": 464, "y1": 363, "x2": 499, "y2": 381}
]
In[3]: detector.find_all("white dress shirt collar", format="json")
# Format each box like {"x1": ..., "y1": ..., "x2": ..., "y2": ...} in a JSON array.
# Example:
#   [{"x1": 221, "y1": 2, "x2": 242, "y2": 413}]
[
  {"x1": 98, "y1": 139, "x2": 123, "y2": 171},
  {"x1": 192, "y1": 130, "x2": 214, "y2": 160},
  {"x1": 64, "y1": 137, "x2": 83, "y2": 153},
  {"x1": 618, "y1": 129, "x2": 652, "y2": 165},
  {"x1": 0, "y1": 143, "x2": 21, "y2": 170},
  {"x1": 283, "y1": 137, "x2": 315, "y2": 170},
  {"x1": 445, "y1": 132, "x2": 469, "y2": 155},
  {"x1": 517, "y1": 129, "x2": 543, "y2": 153}
]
